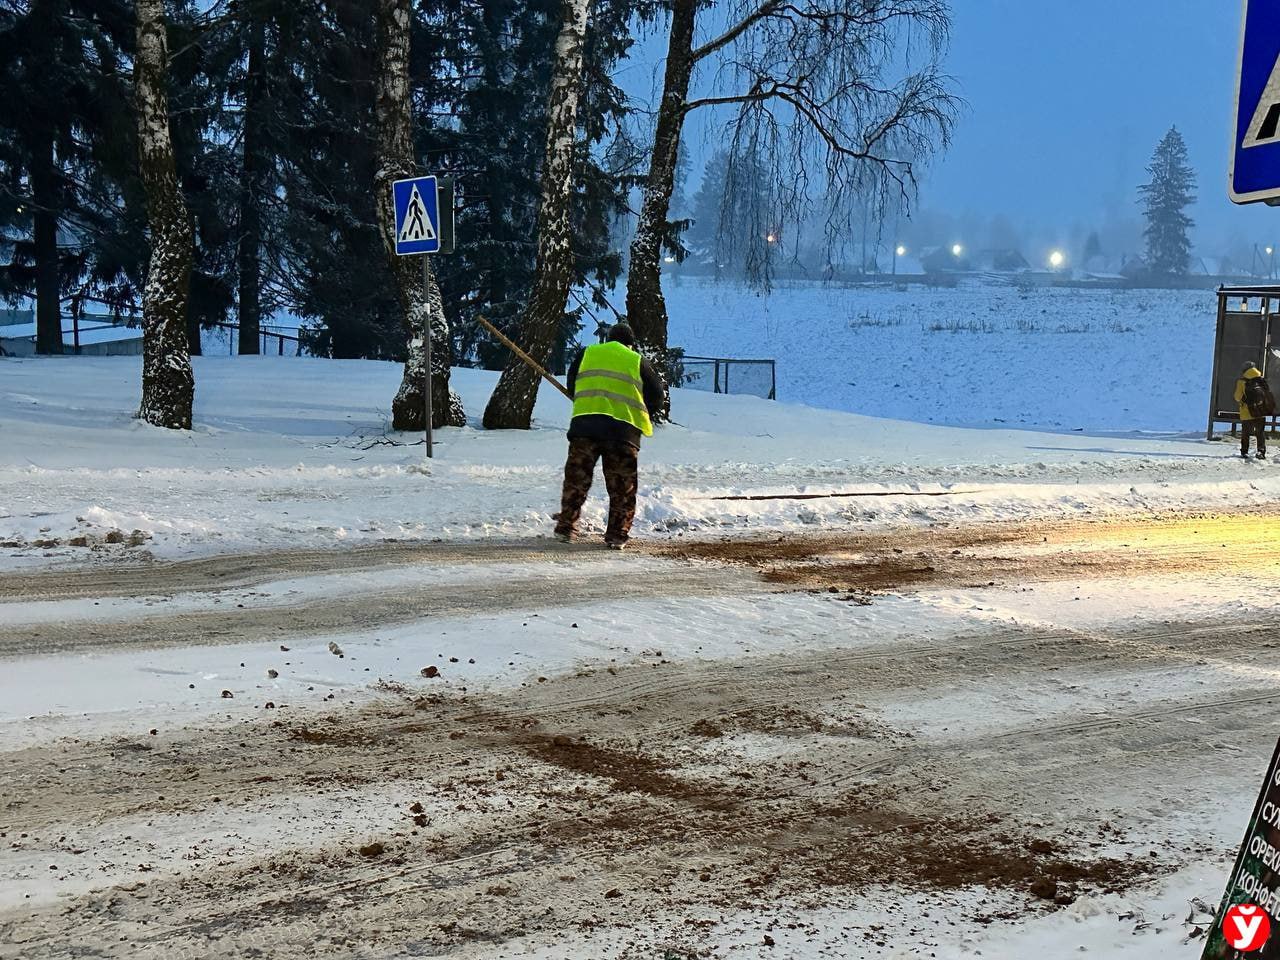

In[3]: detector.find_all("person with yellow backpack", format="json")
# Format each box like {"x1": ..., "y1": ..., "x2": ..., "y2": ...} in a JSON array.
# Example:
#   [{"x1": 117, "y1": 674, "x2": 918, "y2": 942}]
[
  {"x1": 1235, "y1": 360, "x2": 1276, "y2": 460},
  {"x1": 553, "y1": 323, "x2": 664, "y2": 549}
]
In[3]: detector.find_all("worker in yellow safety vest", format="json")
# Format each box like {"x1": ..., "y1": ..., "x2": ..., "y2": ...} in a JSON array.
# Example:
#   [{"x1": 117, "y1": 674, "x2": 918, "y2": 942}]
[{"x1": 553, "y1": 323, "x2": 664, "y2": 549}]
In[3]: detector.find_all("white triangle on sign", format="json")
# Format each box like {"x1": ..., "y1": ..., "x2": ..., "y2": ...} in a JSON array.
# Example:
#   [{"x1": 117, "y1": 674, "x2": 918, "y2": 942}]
[
  {"x1": 398, "y1": 183, "x2": 437, "y2": 243},
  {"x1": 1245, "y1": 52, "x2": 1280, "y2": 149}
]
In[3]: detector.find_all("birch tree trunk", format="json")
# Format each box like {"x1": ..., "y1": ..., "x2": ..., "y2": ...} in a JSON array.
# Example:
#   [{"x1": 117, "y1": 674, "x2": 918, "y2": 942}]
[
  {"x1": 625, "y1": 0, "x2": 696, "y2": 382},
  {"x1": 481, "y1": 0, "x2": 591, "y2": 430},
  {"x1": 135, "y1": 0, "x2": 195, "y2": 430},
  {"x1": 373, "y1": 0, "x2": 464, "y2": 432}
]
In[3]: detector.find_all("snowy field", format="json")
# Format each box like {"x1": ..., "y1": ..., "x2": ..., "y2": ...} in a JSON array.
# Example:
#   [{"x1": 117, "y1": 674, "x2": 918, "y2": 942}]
[
  {"x1": 1, "y1": 349, "x2": 1275, "y2": 569},
  {"x1": 665, "y1": 279, "x2": 1212, "y2": 432}
]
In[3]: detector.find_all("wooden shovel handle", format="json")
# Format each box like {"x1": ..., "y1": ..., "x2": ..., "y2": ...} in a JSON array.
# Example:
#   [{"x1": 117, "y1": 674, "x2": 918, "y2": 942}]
[{"x1": 474, "y1": 314, "x2": 573, "y2": 401}]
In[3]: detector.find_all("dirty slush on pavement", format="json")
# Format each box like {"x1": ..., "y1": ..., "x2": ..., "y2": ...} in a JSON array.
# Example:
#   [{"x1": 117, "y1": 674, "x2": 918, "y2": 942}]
[{"x1": 5, "y1": 510, "x2": 1276, "y2": 957}]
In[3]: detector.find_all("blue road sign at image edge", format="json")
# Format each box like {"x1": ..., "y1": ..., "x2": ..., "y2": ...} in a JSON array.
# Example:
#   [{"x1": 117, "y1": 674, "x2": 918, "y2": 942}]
[
  {"x1": 1231, "y1": 0, "x2": 1280, "y2": 204},
  {"x1": 392, "y1": 176, "x2": 441, "y2": 255}
]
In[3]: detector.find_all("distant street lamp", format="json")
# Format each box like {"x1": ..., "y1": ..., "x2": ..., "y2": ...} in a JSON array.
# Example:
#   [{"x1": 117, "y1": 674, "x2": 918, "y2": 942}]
[
  {"x1": 1049, "y1": 250, "x2": 1066, "y2": 270},
  {"x1": 893, "y1": 244, "x2": 906, "y2": 276},
  {"x1": 951, "y1": 243, "x2": 964, "y2": 258}
]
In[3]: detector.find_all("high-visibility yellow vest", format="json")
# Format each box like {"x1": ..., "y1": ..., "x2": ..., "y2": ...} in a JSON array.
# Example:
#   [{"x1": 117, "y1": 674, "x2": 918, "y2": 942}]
[{"x1": 571, "y1": 341, "x2": 654, "y2": 437}]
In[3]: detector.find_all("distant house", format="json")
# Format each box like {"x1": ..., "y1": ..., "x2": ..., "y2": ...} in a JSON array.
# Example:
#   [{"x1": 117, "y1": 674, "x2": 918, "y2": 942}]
[
  {"x1": 1118, "y1": 255, "x2": 1150, "y2": 280},
  {"x1": 0, "y1": 312, "x2": 143, "y2": 357},
  {"x1": 1191, "y1": 256, "x2": 1254, "y2": 280},
  {"x1": 920, "y1": 245, "x2": 971, "y2": 273},
  {"x1": 1080, "y1": 254, "x2": 1129, "y2": 281},
  {"x1": 973, "y1": 248, "x2": 1030, "y2": 273},
  {"x1": 0, "y1": 308, "x2": 34, "y2": 328},
  {"x1": 888, "y1": 254, "x2": 926, "y2": 277}
]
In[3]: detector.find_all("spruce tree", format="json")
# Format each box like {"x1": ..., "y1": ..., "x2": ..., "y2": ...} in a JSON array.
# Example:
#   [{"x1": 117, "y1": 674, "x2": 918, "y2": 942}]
[
  {"x1": 687, "y1": 149, "x2": 772, "y2": 281},
  {"x1": 0, "y1": 0, "x2": 138, "y2": 352},
  {"x1": 430, "y1": 0, "x2": 637, "y2": 373},
  {"x1": 0, "y1": 0, "x2": 648, "y2": 378},
  {"x1": 1139, "y1": 126, "x2": 1197, "y2": 278},
  {"x1": 1083, "y1": 231, "x2": 1103, "y2": 264},
  {"x1": 273, "y1": 1, "x2": 405, "y2": 360}
]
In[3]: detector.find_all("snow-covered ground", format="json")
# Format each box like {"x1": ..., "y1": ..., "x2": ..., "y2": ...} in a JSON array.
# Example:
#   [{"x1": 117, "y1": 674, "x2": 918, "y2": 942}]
[
  {"x1": 0, "y1": 347, "x2": 1273, "y2": 570},
  {"x1": 665, "y1": 278, "x2": 1212, "y2": 431},
  {"x1": 2, "y1": 318, "x2": 1276, "y2": 959}
]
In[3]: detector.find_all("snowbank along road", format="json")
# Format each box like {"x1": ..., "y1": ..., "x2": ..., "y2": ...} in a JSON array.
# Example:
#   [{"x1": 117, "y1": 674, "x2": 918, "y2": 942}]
[
  {"x1": 4, "y1": 507, "x2": 1280, "y2": 958},
  {"x1": 7, "y1": 356, "x2": 1280, "y2": 572}
]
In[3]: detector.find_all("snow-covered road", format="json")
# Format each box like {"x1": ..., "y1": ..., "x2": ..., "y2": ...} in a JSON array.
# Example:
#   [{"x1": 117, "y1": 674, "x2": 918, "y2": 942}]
[
  {"x1": 4, "y1": 354, "x2": 1279, "y2": 958},
  {"x1": 4, "y1": 512, "x2": 1280, "y2": 958}
]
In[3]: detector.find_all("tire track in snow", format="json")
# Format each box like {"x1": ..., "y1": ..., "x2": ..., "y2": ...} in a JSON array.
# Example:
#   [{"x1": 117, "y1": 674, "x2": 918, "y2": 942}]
[
  {"x1": 0, "y1": 565, "x2": 766, "y2": 658},
  {"x1": 5, "y1": 634, "x2": 1275, "y2": 959}
]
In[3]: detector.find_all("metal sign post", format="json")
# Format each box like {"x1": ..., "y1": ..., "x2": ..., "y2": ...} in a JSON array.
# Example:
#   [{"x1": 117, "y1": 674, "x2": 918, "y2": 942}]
[
  {"x1": 391, "y1": 174, "x2": 453, "y2": 457},
  {"x1": 422, "y1": 256, "x2": 433, "y2": 458},
  {"x1": 1231, "y1": 0, "x2": 1280, "y2": 204}
]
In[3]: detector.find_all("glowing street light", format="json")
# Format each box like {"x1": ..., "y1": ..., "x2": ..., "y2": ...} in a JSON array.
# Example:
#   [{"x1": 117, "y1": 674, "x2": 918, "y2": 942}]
[
  {"x1": 1049, "y1": 250, "x2": 1065, "y2": 269},
  {"x1": 1268, "y1": 246, "x2": 1275, "y2": 256},
  {"x1": 766, "y1": 233, "x2": 778, "y2": 244},
  {"x1": 951, "y1": 243, "x2": 964, "y2": 257},
  {"x1": 896, "y1": 245, "x2": 907, "y2": 257}
]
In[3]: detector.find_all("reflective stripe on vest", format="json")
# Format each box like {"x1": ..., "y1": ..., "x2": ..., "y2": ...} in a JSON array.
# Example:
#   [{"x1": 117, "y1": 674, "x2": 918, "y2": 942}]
[{"x1": 572, "y1": 341, "x2": 654, "y2": 437}]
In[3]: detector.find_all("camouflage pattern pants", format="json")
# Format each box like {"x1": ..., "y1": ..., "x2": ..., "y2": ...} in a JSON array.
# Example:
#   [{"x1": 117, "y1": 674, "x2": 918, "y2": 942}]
[
  {"x1": 1242, "y1": 418, "x2": 1268, "y2": 456},
  {"x1": 554, "y1": 438, "x2": 639, "y2": 543}
]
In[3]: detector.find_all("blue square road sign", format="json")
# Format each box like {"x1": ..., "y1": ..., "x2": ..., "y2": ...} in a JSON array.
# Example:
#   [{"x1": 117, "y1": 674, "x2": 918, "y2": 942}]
[
  {"x1": 1232, "y1": 0, "x2": 1280, "y2": 204},
  {"x1": 392, "y1": 176, "x2": 441, "y2": 255}
]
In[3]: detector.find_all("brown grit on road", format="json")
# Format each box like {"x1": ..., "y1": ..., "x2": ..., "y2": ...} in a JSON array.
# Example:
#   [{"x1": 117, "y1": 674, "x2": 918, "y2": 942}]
[{"x1": 3, "y1": 506, "x2": 1280, "y2": 957}]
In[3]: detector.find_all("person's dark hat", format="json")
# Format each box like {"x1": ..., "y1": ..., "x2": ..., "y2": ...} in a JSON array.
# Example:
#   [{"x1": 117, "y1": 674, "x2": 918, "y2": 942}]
[{"x1": 608, "y1": 322, "x2": 636, "y2": 346}]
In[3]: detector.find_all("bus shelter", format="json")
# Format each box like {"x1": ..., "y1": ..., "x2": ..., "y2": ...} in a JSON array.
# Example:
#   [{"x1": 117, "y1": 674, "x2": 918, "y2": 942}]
[{"x1": 1207, "y1": 285, "x2": 1280, "y2": 439}]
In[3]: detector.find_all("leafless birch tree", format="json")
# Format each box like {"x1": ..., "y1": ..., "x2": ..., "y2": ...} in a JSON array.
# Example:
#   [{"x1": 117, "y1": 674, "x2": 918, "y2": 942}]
[
  {"x1": 627, "y1": 0, "x2": 957, "y2": 374},
  {"x1": 481, "y1": 0, "x2": 591, "y2": 431},
  {"x1": 135, "y1": 0, "x2": 195, "y2": 430}
]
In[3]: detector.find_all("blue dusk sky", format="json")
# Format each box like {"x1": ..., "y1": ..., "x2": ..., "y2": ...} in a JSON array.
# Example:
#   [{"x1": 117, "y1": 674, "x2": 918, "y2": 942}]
[{"x1": 620, "y1": 1, "x2": 1280, "y2": 256}]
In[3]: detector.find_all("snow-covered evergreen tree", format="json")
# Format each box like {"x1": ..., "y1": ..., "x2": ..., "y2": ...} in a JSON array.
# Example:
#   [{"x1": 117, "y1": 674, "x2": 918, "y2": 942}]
[
  {"x1": 1138, "y1": 127, "x2": 1197, "y2": 278},
  {"x1": 1083, "y1": 231, "x2": 1103, "y2": 264},
  {"x1": 688, "y1": 149, "x2": 771, "y2": 281},
  {"x1": 0, "y1": 0, "x2": 137, "y2": 354}
]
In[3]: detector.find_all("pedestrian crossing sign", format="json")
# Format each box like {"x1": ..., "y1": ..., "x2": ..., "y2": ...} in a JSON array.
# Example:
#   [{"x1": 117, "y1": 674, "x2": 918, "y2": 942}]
[
  {"x1": 1231, "y1": 0, "x2": 1280, "y2": 204},
  {"x1": 392, "y1": 176, "x2": 441, "y2": 255}
]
